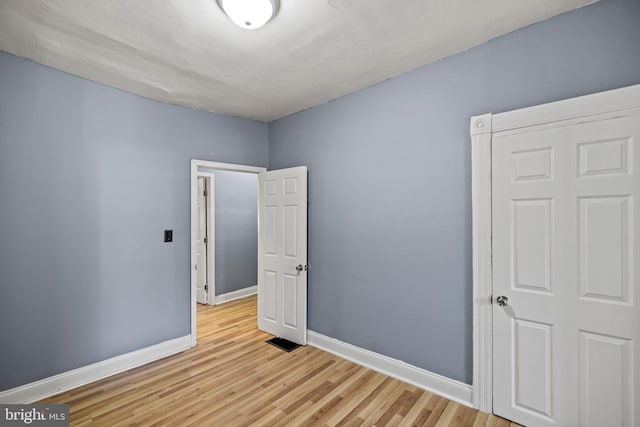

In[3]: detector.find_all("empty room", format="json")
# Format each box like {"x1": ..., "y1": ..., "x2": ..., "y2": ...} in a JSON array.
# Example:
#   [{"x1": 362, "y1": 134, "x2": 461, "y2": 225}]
[{"x1": 1, "y1": 0, "x2": 639, "y2": 425}]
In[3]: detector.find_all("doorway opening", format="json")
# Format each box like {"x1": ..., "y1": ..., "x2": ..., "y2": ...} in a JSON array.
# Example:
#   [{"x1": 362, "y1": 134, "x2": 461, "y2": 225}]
[{"x1": 190, "y1": 160, "x2": 266, "y2": 346}]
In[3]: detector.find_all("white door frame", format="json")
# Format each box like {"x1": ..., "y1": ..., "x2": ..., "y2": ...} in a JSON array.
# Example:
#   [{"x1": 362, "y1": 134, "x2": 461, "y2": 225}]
[
  {"x1": 190, "y1": 159, "x2": 267, "y2": 347},
  {"x1": 470, "y1": 84, "x2": 640, "y2": 413}
]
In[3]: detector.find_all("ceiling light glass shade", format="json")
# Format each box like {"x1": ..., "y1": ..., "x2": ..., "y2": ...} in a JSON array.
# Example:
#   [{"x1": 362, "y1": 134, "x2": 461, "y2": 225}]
[{"x1": 218, "y1": 0, "x2": 279, "y2": 30}]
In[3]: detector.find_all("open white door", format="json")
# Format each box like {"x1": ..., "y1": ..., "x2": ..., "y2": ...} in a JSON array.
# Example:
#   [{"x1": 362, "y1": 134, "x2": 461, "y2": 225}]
[
  {"x1": 258, "y1": 166, "x2": 308, "y2": 345},
  {"x1": 492, "y1": 114, "x2": 640, "y2": 426}
]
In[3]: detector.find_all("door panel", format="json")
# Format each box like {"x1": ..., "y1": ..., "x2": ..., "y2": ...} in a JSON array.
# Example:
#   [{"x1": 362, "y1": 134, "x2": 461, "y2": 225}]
[
  {"x1": 511, "y1": 198, "x2": 553, "y2": 293},
  {"x1": 492, "y1": 115, "x2": 640, "y2": 426},
  {"x1": 579, "y1": 331, "x2": 632, "y2": 427},
  {"x1": 283, "y1": 273, "x2": 298, "y2": 327},
  {"x1": 258, "y1": 167, "x2": 308, "y2": 344},
  {"x1": 579, "y1": 196, "x2": 631, "y2": 304},
  {"x1": 512, "y1": 318, "x2": 553, "y2": 419},
  {"x1": 264, "y1": 270, "x2": 277, "y2": 321}
]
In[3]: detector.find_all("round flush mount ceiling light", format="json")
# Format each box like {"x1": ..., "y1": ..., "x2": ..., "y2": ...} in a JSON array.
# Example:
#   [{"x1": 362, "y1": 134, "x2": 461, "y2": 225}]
[{"x1": 218, "y1": 0, "x2": 280, "y2": 30}]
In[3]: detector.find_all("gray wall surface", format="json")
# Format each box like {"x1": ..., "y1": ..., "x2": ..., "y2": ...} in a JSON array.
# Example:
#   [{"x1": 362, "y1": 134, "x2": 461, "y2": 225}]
[
  {"x1": 0, "y1": 52, "x2": 268, "y2": 391},
  {"x1": 213, "y1": 170, "x2": 258, "y2": 296},
  {"x1": 268, "y1": 0, "x2": 640, "y2": 384}
]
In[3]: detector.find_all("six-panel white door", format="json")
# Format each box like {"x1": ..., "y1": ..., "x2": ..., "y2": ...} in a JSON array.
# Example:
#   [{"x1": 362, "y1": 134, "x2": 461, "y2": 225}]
[
  {"x1": 492, "y1": 115, "x2": 640, "y2": 426},
  {"x1": 258, "y1": 167, "x2": 308, "y2": 345}
]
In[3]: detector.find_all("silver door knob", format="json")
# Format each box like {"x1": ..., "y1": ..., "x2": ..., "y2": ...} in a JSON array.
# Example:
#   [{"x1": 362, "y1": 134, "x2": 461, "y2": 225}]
[
  {"x1": 296, "y1": 265, "x2": 304, "y2": 272},
  {"x1": 496, "y1": 296, "x2": 509, "y2": 307}
]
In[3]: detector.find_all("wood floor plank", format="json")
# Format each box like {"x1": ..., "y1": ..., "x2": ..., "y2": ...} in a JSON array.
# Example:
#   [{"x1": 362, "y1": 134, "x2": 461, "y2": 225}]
[
  {"x1": 446, "y1": 403, "x2": 480, "y2": 427},
  {"x1": 39, "y1": 295, "x2": 519, "y2": 426},
  {"x1": 471, "y1": 411, "x2": 490, "y2": 427},
  {"x1": 400, "y1": 389, "x2": 435, "y2": 426},
  {"x1": 325, "y1": 371, "x2": 388, "y2": 426},
  {"x1": 357, "y1": 381, "x2": 408, "y2": 425}
]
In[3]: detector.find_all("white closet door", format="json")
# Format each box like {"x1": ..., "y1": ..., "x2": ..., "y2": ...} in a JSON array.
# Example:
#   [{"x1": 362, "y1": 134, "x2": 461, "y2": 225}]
[{"x1": 492, "y1": 115, "x2": 640, "y2": 426}]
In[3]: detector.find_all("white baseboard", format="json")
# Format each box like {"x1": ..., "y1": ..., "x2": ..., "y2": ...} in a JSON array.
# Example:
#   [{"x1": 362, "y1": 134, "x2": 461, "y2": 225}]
[
  {"x1": 0, "y1": 335, "x2": 192, "y2": 404},
  {"x1": 214, "y1": 285, "x2": 257, "y2": 305},
  {"x1": 307, "y1": 331, "x2": 474, "y2": 408}
]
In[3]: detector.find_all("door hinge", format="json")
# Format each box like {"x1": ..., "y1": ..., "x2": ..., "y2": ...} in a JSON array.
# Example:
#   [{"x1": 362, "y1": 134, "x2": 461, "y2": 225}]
[
  {"x1": 204, "y1": 190, "x2": 208, "y2": 197},
  {"x1": 489, "y1": 294, "x2": 493, "y2": 304},
  {"x1": 204, "y1": 236, "x2": 208, "y2": 244},
  {"x1": 204, "y1": 285, "x2": 208, "y2": 291}
]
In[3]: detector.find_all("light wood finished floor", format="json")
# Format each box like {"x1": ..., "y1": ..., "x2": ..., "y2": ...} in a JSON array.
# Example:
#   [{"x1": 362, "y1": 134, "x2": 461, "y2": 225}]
[{"x1": 42, "y1": 296, "x2": 520, "y2": 426}]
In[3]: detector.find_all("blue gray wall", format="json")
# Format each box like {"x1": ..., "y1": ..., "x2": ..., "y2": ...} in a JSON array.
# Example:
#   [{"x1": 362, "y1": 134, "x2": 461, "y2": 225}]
[
  {"x1": 0, "y1": 51, "x2": 268, "y2": 391},
  {"x1": 213, "y1": 170, "x2": 258, "y2": 296},
  {"x1": 268, "y1": 0, "x2": 640, "y2": 384}
]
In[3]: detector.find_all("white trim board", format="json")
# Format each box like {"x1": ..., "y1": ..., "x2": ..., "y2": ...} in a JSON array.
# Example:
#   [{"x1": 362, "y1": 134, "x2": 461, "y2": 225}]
[
  {"x1": 194, "y1": 160, "x2": 266, "y2": 174},
  {"x1": 214, "y1": 285, "x2": 257, "y2": 305},
  {"x1": 469, "y1": 83, "x2": 640, "y2": 414},
  {"x1": 470, "y1": 112, "x2": 493, "y2": 413},
  {"x1": 307, "y1": 331, "x2": 474, "y2": 408},
  {"x1": 0, "y1": 335, "x2": 192, "y2": 404},
  {"x1": 491, "y1": 84, "x2": 640, "y2": 134}
]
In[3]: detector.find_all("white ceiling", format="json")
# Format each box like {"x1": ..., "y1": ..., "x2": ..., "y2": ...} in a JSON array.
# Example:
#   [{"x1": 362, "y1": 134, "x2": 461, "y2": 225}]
[{"x1": 0, "y1": 0, "x2": 594, "y2": 122}]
